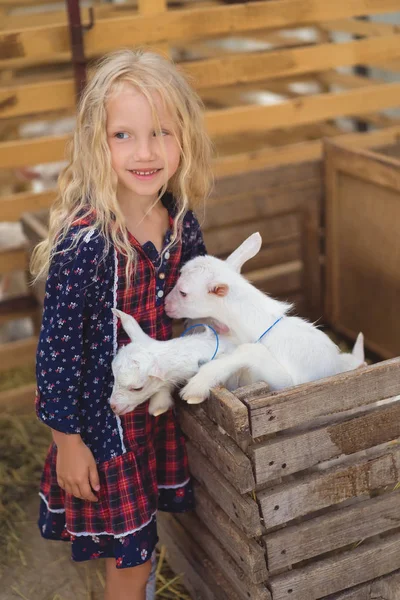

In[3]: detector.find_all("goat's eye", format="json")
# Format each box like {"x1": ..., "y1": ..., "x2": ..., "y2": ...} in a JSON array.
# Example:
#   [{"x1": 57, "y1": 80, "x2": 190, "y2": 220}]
[{"x1": 179, "y1": 291, "x2": 187, "y2": 298}]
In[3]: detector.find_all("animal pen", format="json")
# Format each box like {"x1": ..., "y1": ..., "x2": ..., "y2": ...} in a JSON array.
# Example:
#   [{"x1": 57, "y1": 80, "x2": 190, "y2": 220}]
[{"x1": 1, "y1": 1, "x2": 400, "y2": 599}]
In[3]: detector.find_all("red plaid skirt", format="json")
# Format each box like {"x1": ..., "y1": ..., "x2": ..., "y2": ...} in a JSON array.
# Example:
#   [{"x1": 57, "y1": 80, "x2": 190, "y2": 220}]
[{"x1": 39, "y1": 402, "x2": 193, "y2": 538}]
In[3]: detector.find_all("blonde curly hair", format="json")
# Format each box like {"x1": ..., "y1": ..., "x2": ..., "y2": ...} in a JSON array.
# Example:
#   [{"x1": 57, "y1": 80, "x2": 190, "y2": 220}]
[{"x1": 31, "y1": 48, "x2": 213, "y2": 280}]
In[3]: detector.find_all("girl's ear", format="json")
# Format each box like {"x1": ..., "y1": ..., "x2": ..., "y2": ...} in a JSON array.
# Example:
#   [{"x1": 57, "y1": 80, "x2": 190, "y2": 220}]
[
  {"x1": 208, "y1": 283, "x2": 229, "y2": 297},
  {"x1": 112, "y1": 309, "x2": 150, "y2": 344},
  {"x1": 226, "y1": 232, "x2": 262, "y2": 273}
]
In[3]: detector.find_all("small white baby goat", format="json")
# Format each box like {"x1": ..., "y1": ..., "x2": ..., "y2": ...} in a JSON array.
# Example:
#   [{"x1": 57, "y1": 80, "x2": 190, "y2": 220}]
[
  {"x1": 165, "y1": 232, "x2": 365, "y2": 404},
  {"x1": 110, "y1": 309, "x2": 232, "y2": 416}
]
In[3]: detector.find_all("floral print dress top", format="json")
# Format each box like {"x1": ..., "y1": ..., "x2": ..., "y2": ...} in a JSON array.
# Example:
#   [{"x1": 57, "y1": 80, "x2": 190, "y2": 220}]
[{"x1": 36, "y1": 194, "x2": 206, "y2": 568}]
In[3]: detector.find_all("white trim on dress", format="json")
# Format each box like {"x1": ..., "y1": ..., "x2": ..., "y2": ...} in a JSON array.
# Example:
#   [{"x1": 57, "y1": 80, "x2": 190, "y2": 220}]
[
  {"x1": 158, "y1": 477, "x2": 190, "y2": 490},
  {"x1": 83, "y1": 228, "x2": 96, "y2": 243},
  {"x1": 67, "y1": 511, "x2": 157, "y2": 538},
  {"x1": 113, "y1": 247, "x2": 127, "y2": 454},
  {"x1": 39, "y1": 492, "x2": 65, "y2": 513}
]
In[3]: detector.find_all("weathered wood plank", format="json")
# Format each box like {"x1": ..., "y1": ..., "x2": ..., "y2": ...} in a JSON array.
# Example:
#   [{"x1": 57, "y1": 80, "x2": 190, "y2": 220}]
[
  {"x1": 324, "y1": 141, "x2": 400, "y2": 359},
  {"x1": 2, "y1": 0, "x2": 400, "y2": 68},
  {"x1": 179, "y1": 405, "x2": 255, "y2": 494},
  {"x1": 176, "y1": 511, "x2": 271, "y2": 600},
  {"x1": 270, "y1": 531, "x2": 400, "y2": 600},
  {"x1": 206, "y1": 181, "x2": 321, "y2": 226},
  {"x1": 0, "y1": 294, "x2": 38, "y2": 325},
  {"x1": 0, "y1": 189, "x2": 55, "y2": 222},
  {"x1": 5, "y1": 34, "x2": 400, "y2": 117},
  {"x1": 325, "y1": 569, "x2": 400, "y2": 599},
  {"x1": 0, "y1": 134, "x2": 68, "y2": 169},
  {"x1": 187, "y1": 442, "x2": 263, "y2": 537},
  {"x1": 187, "y1": 34, "x2": 400, "y2": 90},
  {"x1": 252, "y1": 401, "x2": 400, "y2": 485},
  {"x1": 322, "y1": 18, "x2": 399, "y2": 38},
  {"x1": 213, "y1": 161, "x2": 321, "y2": 198},
  {"x1": 193, "y1": 482, "x2": 268, "y2": 583},
  {"x1": 237, "y1": 242, "x2": 303, "y2": 274},
  {"x1": 202, "y1": 386, "x2": 252, "y2": 447},
  {"x1": 0, "y1": 382, "x2": 36, "y2": 413},
  {"x1": 247, "y1": 260, "x2": 303, "y2": 296},
  {"x1": 0, "y1": 79, "x2": 75, "y2": 119},
  {"x1": 250, "y1": 358, "x2": 400, "y2": 437},
  {"x1": 204, "y1": 213, "x2": 301, "y2": 257},
  {"x1": 158, "y1": 513, "x2": 241, "y2": 600},
  {"x1": 325, "y1": 142, "x2": 400, "y2": 192},
  {"x1": 0, "y1": 246, "x2": 27, "y2": 275},
  {"x1": 1, "y1": 124, "x2": 400, "y2": 176},
  {"x1": 206, "y1": 82, "x2": 400, "y2": 137},
  {"x1": 213, "y1": 125, "x2": 400, "y2": 177},
  {"x1": 235, "y1": 382, "x2": 271, "y2": 404},
  {"x1": 258, "y1": 443, "x2": 400, "y2": 530},
  {"x1": 266, "y1": 490, "x2": 400, "y2": 574},
  {"x1": 0, "y1": 336, "x2": 37, "y2": 371}
]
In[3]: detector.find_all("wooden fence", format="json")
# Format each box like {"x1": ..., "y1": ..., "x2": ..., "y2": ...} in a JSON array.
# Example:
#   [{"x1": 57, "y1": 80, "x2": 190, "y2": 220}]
[{"x1": 1, "y1": 0, "x2": 400, "y2": 382}]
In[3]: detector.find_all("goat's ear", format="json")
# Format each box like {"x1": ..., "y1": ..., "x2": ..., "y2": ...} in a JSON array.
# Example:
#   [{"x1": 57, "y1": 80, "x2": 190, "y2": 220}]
[
  {"x1": 209, "y1": 283, "x2": 229, "y2": 297},
  {"x1": 112, "y1": 308, "x2": 149, "y2": 344},
  {"x1": 209, "y1": 318, "x2": 230, "y2": 335},
  {"x1": 148, "y1": 362, "x2": 165, "y2": 381},
  {"x1": 226, "y1": 232, "x2": 262, "y2": 273}
]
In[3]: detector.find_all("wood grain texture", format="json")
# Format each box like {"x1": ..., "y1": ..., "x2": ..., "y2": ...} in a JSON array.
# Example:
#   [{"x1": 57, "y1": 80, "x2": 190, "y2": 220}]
[
  {"x1": 250, "y1": 358, "x2": 400, "y2": 437},
  {"x1": 187, "y1": 443, "x2": 263, "y2": 537}
]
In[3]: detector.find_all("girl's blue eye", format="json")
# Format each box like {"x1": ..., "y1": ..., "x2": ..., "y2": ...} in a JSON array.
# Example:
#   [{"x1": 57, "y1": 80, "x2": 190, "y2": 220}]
[
  {"x1": 115, "y1": 132, "x2": 128, "y2": 139},
  {"x1": 154, "y1": 130, "x2": 169, "y2": 137}
]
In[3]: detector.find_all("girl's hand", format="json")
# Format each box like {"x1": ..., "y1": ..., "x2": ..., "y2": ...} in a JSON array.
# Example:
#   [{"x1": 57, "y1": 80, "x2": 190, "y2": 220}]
[{"x1": 53, "y1": 431, "x2": 100, "y2": 502}]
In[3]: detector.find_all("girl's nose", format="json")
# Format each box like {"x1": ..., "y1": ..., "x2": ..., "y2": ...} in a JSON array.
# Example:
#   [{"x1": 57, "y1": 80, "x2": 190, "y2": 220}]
[{"x1": 134, "y1": 138, "x2": 156, "y2": 162}]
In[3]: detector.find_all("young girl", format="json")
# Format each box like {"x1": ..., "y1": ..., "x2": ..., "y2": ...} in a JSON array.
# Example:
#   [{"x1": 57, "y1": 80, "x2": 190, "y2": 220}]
[{"x1": 31, "y1": 48, "x2": 212, "y2": 600}]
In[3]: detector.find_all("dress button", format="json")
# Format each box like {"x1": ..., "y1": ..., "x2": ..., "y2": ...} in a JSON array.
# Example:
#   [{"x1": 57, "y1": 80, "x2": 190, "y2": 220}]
[
  {"x1": 165, "y1": 251, "x2": 170, "y2": 260},
  {"x1": 157, "y1": 290, "x2": 164, "y2": 298},
  {"x1": 159, "y1": 273, "x2": 165, "y2": 280}
]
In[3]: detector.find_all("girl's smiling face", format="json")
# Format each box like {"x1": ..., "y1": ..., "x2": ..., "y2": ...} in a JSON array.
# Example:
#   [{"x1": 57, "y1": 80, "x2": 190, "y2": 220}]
[{"x1": 106, "y1": 82, "x2": 181, "y2": 202}]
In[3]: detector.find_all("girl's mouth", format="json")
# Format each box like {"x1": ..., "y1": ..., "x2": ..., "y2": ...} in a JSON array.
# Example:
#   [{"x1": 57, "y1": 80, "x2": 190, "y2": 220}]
[{"x1": 129, "y1": 169, "x2": 161, "y2": 181}]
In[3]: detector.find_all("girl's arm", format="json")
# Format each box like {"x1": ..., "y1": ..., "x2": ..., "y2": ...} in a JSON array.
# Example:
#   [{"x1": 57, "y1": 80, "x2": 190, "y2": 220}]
[
  {"x1": 36, "y1": 228, "x2": 103, "y2": 433},
  {"x1": 36, "y1": 228, "x2": 104, "y2": 501}
]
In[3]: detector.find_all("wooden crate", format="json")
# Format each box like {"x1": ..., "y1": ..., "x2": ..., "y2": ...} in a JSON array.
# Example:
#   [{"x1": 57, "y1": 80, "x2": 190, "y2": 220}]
[
  {"x1": 324, "y1": 141, "x2": 400, "y2": 359},
  {"x1": 159, "y1": 354, "x2": 400, "y2": 599},
  {"x1": 157, "y1": 139, "x2": 400, "y2": 599}
]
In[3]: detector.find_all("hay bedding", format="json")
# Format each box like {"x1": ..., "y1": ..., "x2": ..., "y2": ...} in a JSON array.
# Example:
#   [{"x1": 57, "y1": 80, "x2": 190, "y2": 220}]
[{"x1": 0, "y1": 368, "x2": 191, "y2": 599}]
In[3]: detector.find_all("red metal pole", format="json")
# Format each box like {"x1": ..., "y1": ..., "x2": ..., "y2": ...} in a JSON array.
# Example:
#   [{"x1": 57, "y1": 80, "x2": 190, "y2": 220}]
[{"x1": 65, "y1": 0, "x2": 92, "y2": 101}]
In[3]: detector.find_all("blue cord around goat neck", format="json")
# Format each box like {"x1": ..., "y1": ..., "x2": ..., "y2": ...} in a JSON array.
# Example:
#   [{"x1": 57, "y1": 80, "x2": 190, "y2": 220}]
[
  {"x1": 180, "y1": 323, "x2": 219, "y2": 361},
  {"x1": 256, "y1": 316, "x2": 284, "y2": 342}
]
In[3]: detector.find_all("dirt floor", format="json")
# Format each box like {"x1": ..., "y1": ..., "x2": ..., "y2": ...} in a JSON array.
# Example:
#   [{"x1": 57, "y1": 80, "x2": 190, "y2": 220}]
[
  {"x1": 0, "y1": 496, "x2": 190, "y2": 600},
  {"x1": 0, "y1": 496, "x2": 106, "y2": 600}
]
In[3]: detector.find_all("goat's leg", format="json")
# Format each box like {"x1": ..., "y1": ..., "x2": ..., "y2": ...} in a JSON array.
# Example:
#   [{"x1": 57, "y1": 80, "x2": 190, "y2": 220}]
[
  {"x1": 149, "y1": 386, "x2": 174, "y2": 416},
  {"x1": 181, "y1": 343, "x2": 293, "y2": 404}
]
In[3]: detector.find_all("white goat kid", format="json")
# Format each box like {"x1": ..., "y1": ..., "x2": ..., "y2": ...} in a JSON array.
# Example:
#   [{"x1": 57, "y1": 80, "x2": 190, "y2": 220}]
[
  {"x1": 165, "y1": 233, "x2": 365, "y2": 404},
  {"x1": 110, "y1": 309, "x2": 231, "y2": 416}
]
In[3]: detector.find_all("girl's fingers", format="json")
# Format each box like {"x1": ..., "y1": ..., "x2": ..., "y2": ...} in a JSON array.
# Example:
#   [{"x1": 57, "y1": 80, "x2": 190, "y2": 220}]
[
  {"x1": 72, "y1": 483, "x2": 85, "y2": 500},
  {"x1": 88, "y1": 464, "x2": 100, "y2": 493},
  {"x1": 80, "y1": 480, "x2": 98, "y2": 502}
]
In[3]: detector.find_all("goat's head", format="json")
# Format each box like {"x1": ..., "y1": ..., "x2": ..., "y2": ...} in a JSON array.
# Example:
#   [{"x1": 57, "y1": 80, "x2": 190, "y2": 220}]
[
  {"x1": 110, "y1": 309, "x2": 165, "y2": 415},
  {"x1": 165, "y1": 232, "x2": 262, "y2": 324}
]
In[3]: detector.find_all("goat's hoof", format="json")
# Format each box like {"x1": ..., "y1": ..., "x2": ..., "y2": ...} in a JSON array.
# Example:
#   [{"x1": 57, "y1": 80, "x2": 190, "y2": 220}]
[
  {"x1": 186, "y1": 396, "x2": 206, "y2": 405},
  {"x1": 151, "y1": 408, "x2": 168, "y2": 417}
]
